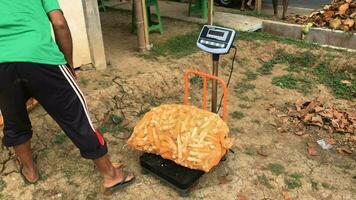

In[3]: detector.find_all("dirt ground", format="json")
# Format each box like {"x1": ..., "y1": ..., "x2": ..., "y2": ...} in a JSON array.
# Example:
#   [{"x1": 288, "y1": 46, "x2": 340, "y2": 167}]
[{"x1": 1, "y1": 9, "x2": 355, "y2": 200}]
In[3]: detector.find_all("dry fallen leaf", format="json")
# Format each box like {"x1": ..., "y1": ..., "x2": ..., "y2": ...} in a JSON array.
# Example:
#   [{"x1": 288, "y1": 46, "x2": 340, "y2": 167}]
[
  {"x1": 303, "y1": 113, "x2": 314, "y2": 122},
  {"x1": 323, "y1": 10, "x2": 335, "y2": 19},
  {"x1": 314, "y1": 106, "x2": 324, "y2": 113},
  {"x1": 307, "y1": 143, "x2": 317, "y2": 156},
  {"x1": 311, "y1": 116, "x2": 324, "y2": 126},
  {"x1": 295, "y1": 99, "x2": 304, "y2": 111},
  {"x1": 346, "y1": 135, "x2": 356, "y2": 143},
  {"x1": 282, "y1": 191, "x2": 293, "y2": 200},
  {"x1": 121, "y1": 119, "x2": 131, "y2": 128},
  {"x1": 257, "y1": 146, "x2": 269, "y2": 157},
  {"x1": 329, "y1": 18, "x2": 342, "y2": 29},
  {"x1": 237, "y1": 195, "x2": 248, "y2": 200},
  {"x1": 341, "y1": 80, "x2": 352, "y2": 85},
  {"x1": 339, "y1": 3, "x2": 350, "y2": 16},
  {"x1": 326, "y1": 138, "x2": 336, "y2": 145},
  {"x1": 218, "y1": 175, "x2": 232, "y2": 185},
  {"x1": 277, "y1": 127, "x2": 287, "y2": 133},
  {"x1": 337, "y1": 147, "x2": 353, "y2": 155}
]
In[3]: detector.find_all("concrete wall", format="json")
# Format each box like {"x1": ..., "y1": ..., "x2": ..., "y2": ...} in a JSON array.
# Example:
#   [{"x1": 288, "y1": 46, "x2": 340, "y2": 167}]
[
  {"x1": 59, "y1": 0, "x2": 92, "y2": 68},
  {"x1": 262, "y1": 20, "x2": 356, "y2": 50}
]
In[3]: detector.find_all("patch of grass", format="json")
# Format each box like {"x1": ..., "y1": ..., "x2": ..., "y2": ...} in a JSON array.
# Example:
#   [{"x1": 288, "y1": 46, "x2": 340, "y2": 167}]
[
  {"x1": 32, "y1": 189, "x2": 67, "y2": 200},
  {"x1": 244, "y1": 146, "x2": 256, "y2": 156},
  {"x1": 265, "y1": 163, "x2": 285, "y2": 175},
  {"x1": 238, "y1": 104, "x2": 251, "y2": 109},
  {"x1": 80, "y1": 77, "x2": 89, "y2": 86},
  {"x1": 230, "y1": 127, "x2": 242, "y2": 134},
  {"x1": 40, "y1": 170, "x2": 49, "y2": 181},
  {"x1": 313, "y1": 62, "x2": 355, "y2": 100},
  {"x1": 311, "y1": 180, "x2": 319, "y2": 190},
  {"x1": 257, "y1": 50, "x2": 317, "y2": 75},
  {"x1": 98, "y1": 114, "x2": 126, "y2": 134},
  {"x1": 145, "y1": 30, "x2": 199, "y2": 59},
  {"x1": 258, "y1": 174, "x2": 274, "y2": 189},
  {"x1": 221, "y1": 59, "x2": 230, "y2": 69},
  {"x1": 238, "y1": 96, "x2": 250, "y2": 101},
  {"x1": 230, "y1": 111, "x2": 245, "y2": 120},
  {"x1": 62, "y1": 168, "x2": 75, "y2": 179},
  {"x1": 258, "y1": 49, "x2": 354, "y2": 100},
  {"x1": 272, "y1": 74, "x2": 314, "y2": 94},
  {"x1": 0, "y1": 179, "x2": 6, "y2": 192},
  {"x1": 235, "y1": 82, "x2": 256, "y2": 94},
  {"x1": 98, "y1": 80, "x2": 111, "y2": 87},
  {"x1": 189, "y1": 76, "x2": 203, "y2": 86},
  {"x1": 243, "y1": 70, "x2": 258, "y2": 81},
  {"x1": 285, "y1": 173, "x2": 303, "y2": 189},
  {"x1": 258, "y1": 60, "x2": 276, "y2": 75},
  {"x1": 143, "y1": 94, "x2": 161, "y2": 107},
  {"x1": 289, "y1": 172, "x2": 303, "y2": 179},
  {"x1": 321, "y1": 182, "x2": 334, "y2": 190},
  {"x1": 53, "y1": 131, "x2": 66, "y2": 145},
  {"x1": 251, "y1": 119, "x2": 261, "y2": 125},
  {"x1": 136, "y1": 107, "x2": 150, "y2": 117},
  {"x1": 285, "y1": 51, "x2": 317, "y2": 72}
]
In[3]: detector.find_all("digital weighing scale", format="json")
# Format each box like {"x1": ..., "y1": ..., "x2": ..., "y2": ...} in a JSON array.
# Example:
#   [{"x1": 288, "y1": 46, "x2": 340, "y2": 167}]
[{"x1": 140, "y1": 25, "x2": 236, "y2": 197}]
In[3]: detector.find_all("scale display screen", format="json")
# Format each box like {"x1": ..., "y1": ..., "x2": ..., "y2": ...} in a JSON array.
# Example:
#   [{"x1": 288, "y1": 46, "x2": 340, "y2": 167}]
[
  {"x1": 197, "y1": 25, "x2": 236, "y2": 54},
  {"x1": 207, "y1": 29, "x2": 228, "y2": 41}
]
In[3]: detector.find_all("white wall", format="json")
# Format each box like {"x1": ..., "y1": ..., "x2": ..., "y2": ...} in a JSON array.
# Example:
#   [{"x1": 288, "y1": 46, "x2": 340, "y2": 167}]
[{"x1": 59, "y1": 0, "x2": 92, "y2": 68}]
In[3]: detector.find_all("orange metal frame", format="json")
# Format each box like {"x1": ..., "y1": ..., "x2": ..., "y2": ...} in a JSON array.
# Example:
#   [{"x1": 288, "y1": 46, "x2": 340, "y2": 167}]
[{"x1": 184, "y1": 69, "x2": 228, "y2": 122}]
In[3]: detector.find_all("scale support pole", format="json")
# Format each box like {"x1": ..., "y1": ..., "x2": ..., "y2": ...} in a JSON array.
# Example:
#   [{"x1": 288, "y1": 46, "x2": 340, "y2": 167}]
[{"x1": 211, "y1": 54, "x2": 219, "y2": 113}]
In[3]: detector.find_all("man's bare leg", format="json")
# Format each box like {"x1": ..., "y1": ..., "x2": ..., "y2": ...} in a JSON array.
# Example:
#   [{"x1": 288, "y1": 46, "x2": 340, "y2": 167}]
[
  {"x1": 94, "y1": 155, "x2": 134, "y2": 188},
  {"x1": 272, "y1": 0, "x2": 278, "y2": 16},
  {"x1": 14, "y1": 140, "x2": 39, "y2": 183},
  {"x1": 246, "y1": 0, "x2": 254, "y2": 9},
  {"x1": 241, "y1": 0, "x2": 246, "y2": 11},
  {"x1": 282, "y1": 0, "x2": 289, "y2": 19}
]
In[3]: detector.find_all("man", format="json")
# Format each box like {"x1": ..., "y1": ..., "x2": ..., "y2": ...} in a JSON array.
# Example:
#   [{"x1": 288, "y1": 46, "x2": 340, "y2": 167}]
[{"x1": 0, "y1": 0, "x2": 134, "y2": 194}]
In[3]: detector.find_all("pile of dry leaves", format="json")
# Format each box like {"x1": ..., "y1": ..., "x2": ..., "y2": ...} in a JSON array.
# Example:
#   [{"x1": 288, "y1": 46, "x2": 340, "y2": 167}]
[
  {"x1": 279, "y1": 97, "x2": 356, "y2": 154},
  {"x1": 291, "y1": 0, "x2": 356, "y2": 32},
  {"x1": 293, "y1": 98, "x2": 355, "y2": 135}
]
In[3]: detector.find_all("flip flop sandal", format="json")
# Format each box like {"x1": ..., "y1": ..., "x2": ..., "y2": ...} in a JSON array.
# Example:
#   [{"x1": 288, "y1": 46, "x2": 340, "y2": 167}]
[
  {"x1": 20, "y1": 165, "x2": 39, "y2": 184},
  {"x1": 112, "y1": 162, "x2": 125, "y2": 169},
  {"x1": 100, "y1": 171, "x2": 136, "y2": 196}
]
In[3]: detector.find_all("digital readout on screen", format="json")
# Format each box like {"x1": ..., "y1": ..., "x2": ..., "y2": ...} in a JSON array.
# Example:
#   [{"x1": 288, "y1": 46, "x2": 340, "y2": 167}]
[{"x1": 208, "y1": 30, "x2": 225, "y2": 37}]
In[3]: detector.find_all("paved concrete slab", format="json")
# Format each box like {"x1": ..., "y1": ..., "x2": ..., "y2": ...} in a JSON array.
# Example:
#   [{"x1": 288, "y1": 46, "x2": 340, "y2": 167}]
[{"x1": 107, "y1": 1, "x2": 263, "y2": 32}]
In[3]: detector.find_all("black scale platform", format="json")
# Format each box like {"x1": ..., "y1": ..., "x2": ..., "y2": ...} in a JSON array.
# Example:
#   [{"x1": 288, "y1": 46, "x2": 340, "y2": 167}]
[{"x1": 140, "y1": 153, "x2": 205, "y2": 197}]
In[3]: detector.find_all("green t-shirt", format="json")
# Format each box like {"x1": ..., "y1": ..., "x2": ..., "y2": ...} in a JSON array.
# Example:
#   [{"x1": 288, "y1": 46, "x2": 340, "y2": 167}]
[{"x1": 0, "y1": 0, "x2": 66, "y2": 65}]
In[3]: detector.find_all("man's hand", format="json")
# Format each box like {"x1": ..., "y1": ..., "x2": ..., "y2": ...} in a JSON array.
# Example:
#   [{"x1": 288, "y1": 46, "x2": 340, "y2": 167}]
[{"x1": 48, "y1": 10, "x2": 76, "y2": 78}]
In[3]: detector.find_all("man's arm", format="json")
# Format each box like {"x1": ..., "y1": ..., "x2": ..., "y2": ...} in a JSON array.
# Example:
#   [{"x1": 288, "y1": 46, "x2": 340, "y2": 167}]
[{"x1": 48, "y1": 10, "x2": 76, "y2": 77}]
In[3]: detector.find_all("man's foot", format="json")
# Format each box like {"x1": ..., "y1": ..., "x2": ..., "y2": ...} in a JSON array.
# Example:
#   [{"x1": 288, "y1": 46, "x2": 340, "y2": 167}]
[
  {"x1": 20, "y1": 164, "x2": 39, "y2": 184},
  {"x1": 100, "y1": 167, "x2": 135, "y2": 195},
  {"x1": 102, "y1": 167, "x2": 135, "y2": 188}
]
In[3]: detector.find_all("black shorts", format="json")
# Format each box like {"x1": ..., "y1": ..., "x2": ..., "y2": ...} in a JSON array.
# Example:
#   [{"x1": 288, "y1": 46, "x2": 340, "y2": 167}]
[{"x1": 0, "y1": 62, "x2": 107, "y2": 159}]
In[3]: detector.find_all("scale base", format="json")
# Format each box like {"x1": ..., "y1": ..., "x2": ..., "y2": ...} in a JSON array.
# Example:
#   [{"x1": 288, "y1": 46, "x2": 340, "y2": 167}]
[{"x1": 140, "y1": 153, "x2": 205, "y2": 197}]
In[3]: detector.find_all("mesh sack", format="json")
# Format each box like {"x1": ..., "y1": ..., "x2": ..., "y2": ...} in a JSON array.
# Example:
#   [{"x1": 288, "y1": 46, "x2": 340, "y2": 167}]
[{"x1": 127, "y1": 104, "x2": 234, "y2": 172}]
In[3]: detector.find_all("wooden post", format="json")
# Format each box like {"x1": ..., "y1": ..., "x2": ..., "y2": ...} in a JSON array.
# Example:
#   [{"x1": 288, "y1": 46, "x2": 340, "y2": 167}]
[
  {"x1": 208, "y1": 0, "x2": 213, "y2": 25},
  {"x1": 83, "y1": 0, "x2": 107, "y2": 70},
  {"x1": 141, "y1": 0, "x2": 150, "y2": 50},
  {"x1": 255, "y1": 0, "x2": 262, "y2": 14},
  {"x1": 135, "y1": 0, "x2": 147, "y2": 52}
]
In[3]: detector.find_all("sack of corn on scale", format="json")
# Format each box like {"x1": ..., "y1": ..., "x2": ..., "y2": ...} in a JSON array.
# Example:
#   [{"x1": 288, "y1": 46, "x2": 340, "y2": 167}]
[{"x1": 128, "y1": 104, "x2": 234, "y2": 172}]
